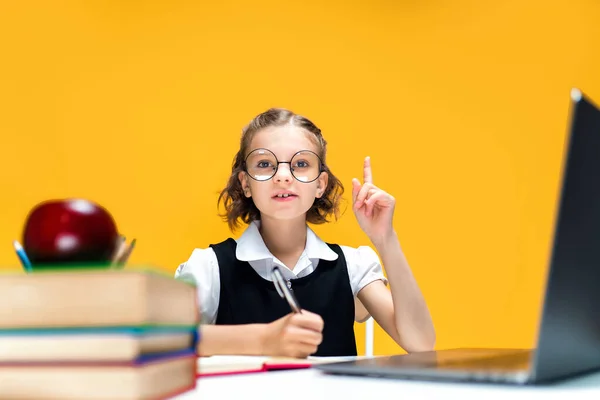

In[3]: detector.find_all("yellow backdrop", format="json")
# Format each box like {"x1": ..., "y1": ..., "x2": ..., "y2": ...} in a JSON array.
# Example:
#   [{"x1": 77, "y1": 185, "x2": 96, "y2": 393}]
[{"x1": 1, "y1": 1, "x2": 599, "y2": 355}]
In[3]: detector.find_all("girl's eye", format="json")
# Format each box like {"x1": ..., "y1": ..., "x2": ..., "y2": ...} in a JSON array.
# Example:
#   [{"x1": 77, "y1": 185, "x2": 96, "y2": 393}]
[
  {"x1": 294, "y1": 160, "x2": 309, "y2": 168},
  {"x1": 257, "y1": 161, "x2": 274, "y2": 168}
]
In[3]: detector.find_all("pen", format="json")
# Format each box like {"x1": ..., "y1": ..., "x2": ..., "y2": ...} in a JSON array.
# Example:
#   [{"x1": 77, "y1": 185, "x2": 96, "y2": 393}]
[
  {"x1": 271, "y1": 266, "x2": 302, "y2": 313},
  {"x1": 13, "y1": 240, "x2": 33, "y2": 273}
]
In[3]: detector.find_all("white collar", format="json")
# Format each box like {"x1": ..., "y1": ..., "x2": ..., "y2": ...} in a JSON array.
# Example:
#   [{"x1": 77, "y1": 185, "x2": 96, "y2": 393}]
[{"x1": 235, "y1": 221, "x2": 338, "y2": 262}]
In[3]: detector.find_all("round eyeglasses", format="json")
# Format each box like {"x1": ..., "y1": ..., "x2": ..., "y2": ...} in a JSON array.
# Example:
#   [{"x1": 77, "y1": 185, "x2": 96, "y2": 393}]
[{"x1": 243, "y1": 148, "x2": 325, "y2": 183}]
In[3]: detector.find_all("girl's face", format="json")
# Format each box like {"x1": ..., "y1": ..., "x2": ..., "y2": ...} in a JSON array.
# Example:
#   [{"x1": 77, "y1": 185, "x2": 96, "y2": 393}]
[{"x1": 238, "y1": 124, "x2": 329, "y2": 223}]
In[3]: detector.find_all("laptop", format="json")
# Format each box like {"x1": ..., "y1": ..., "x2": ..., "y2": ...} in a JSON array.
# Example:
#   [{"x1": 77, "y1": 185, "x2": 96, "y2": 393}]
[{"x1": 316, "y1": 88, "x2": 600, "y2": 385}]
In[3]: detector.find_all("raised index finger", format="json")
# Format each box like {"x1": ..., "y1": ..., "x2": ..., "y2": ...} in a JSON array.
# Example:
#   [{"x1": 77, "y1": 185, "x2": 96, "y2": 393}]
[{"x1": 363, "y1": 156, "x2": 373, "y2": 184}]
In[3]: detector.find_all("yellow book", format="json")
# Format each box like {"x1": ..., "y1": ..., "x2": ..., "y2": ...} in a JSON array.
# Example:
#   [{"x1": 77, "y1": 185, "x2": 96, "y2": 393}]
[{"x1": 0, "y1": 269, "x2": 198, "y2": 329}]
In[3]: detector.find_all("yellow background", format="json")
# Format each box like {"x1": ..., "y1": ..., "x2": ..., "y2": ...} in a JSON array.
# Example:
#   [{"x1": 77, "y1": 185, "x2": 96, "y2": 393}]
[{"x1": 1, "y1": 1, "x2": 599, "y2": 355}]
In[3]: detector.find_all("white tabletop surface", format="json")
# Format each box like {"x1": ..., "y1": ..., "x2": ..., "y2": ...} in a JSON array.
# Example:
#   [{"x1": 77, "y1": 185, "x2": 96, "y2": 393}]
[{"x1": 175, "y1": 367, "x2": 600, "y2": 400}]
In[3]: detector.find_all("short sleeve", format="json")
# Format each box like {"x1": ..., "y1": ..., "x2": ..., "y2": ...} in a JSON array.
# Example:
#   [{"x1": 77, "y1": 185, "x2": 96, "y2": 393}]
[
  {"x1": 174, "y1": 248, "x2": 221, "y2": 325},
  {"x1": 340, "y1": 245, "x2": 388, "y2": 297}
]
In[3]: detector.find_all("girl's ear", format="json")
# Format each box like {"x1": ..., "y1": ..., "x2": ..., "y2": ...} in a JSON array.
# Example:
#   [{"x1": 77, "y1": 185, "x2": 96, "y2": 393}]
[
  {"x1": 238, "y1": 171, "x2": 251, "y2": 197},
  {"x1": 316, "y1": 172, "x2": 329, "y2": 198}
]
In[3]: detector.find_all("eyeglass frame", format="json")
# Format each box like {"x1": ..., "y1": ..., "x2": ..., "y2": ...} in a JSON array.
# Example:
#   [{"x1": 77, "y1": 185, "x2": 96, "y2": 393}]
[{"x1": 242, "y1": 148, "x2": 327, "y2": 183}]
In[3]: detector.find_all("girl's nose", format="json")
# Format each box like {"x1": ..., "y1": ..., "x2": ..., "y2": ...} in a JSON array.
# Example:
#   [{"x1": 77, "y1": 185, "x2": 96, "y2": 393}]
[{"x1": 274, "y1": 163, "x2": 293, "y2": 183}]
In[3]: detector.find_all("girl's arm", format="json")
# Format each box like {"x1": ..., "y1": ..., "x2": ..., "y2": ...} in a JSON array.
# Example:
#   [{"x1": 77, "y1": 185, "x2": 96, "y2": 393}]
[
  {"x1": 352, "y1": 157, "x2": 436, "y2": 353},
  {"x1": 357, "y1": 233, "x2": 435, "y2": 352},
  {"x1": 199, "y1": 324, "x2": 268, "y2": 356},
  {"x1": 175, "y1": 250, "x2": 323, "y2": 358}
]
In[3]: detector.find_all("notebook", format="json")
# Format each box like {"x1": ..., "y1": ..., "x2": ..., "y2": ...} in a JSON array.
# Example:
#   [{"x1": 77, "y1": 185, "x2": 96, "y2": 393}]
[{"x1": 197, "y1": 355, "x2": 368, "y2": 377}]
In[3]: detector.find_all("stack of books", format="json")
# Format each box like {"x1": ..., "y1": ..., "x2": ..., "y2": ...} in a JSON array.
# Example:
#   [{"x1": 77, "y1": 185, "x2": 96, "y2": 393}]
[{"x1": 0, "y1": 269, "x2": 199, "y2": 399}]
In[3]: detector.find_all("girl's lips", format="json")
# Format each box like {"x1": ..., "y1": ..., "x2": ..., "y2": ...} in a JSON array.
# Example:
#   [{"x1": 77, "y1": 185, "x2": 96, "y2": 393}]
[{"x1": 272, "y1": 194, "x2": 297, "y2": 202}]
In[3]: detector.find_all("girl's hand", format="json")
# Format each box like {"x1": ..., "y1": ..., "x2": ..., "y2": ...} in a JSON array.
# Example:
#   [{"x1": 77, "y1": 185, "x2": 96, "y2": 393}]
[
  {"x1": 352, "y1": 157, "x2": 396, "y2": 246},
  {"x1": 262, "y1": 311, "x2": 324, "y2": 358}
]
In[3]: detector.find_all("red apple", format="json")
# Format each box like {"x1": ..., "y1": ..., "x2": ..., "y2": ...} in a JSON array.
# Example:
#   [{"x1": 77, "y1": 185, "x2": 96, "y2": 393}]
[{"x1": 22, "y1": 199, "x2": 119, "y2": 266}]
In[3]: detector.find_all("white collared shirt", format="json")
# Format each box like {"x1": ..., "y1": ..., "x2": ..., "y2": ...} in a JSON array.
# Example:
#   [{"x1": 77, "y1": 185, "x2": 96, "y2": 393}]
[{"x1": 174, "y1": 221, "x2": 387, "y2": 324}]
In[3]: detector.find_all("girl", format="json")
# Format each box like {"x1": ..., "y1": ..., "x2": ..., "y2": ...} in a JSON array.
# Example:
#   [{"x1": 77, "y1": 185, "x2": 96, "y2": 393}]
[{"x1": 175, "y1": 108, "x2": 435, "y2": 358}]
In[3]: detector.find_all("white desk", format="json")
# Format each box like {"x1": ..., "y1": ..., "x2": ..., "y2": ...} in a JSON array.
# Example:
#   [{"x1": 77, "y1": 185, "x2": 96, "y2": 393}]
[{"x1": 176, "y1": 368, "x2": 600, "y2": 400}]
